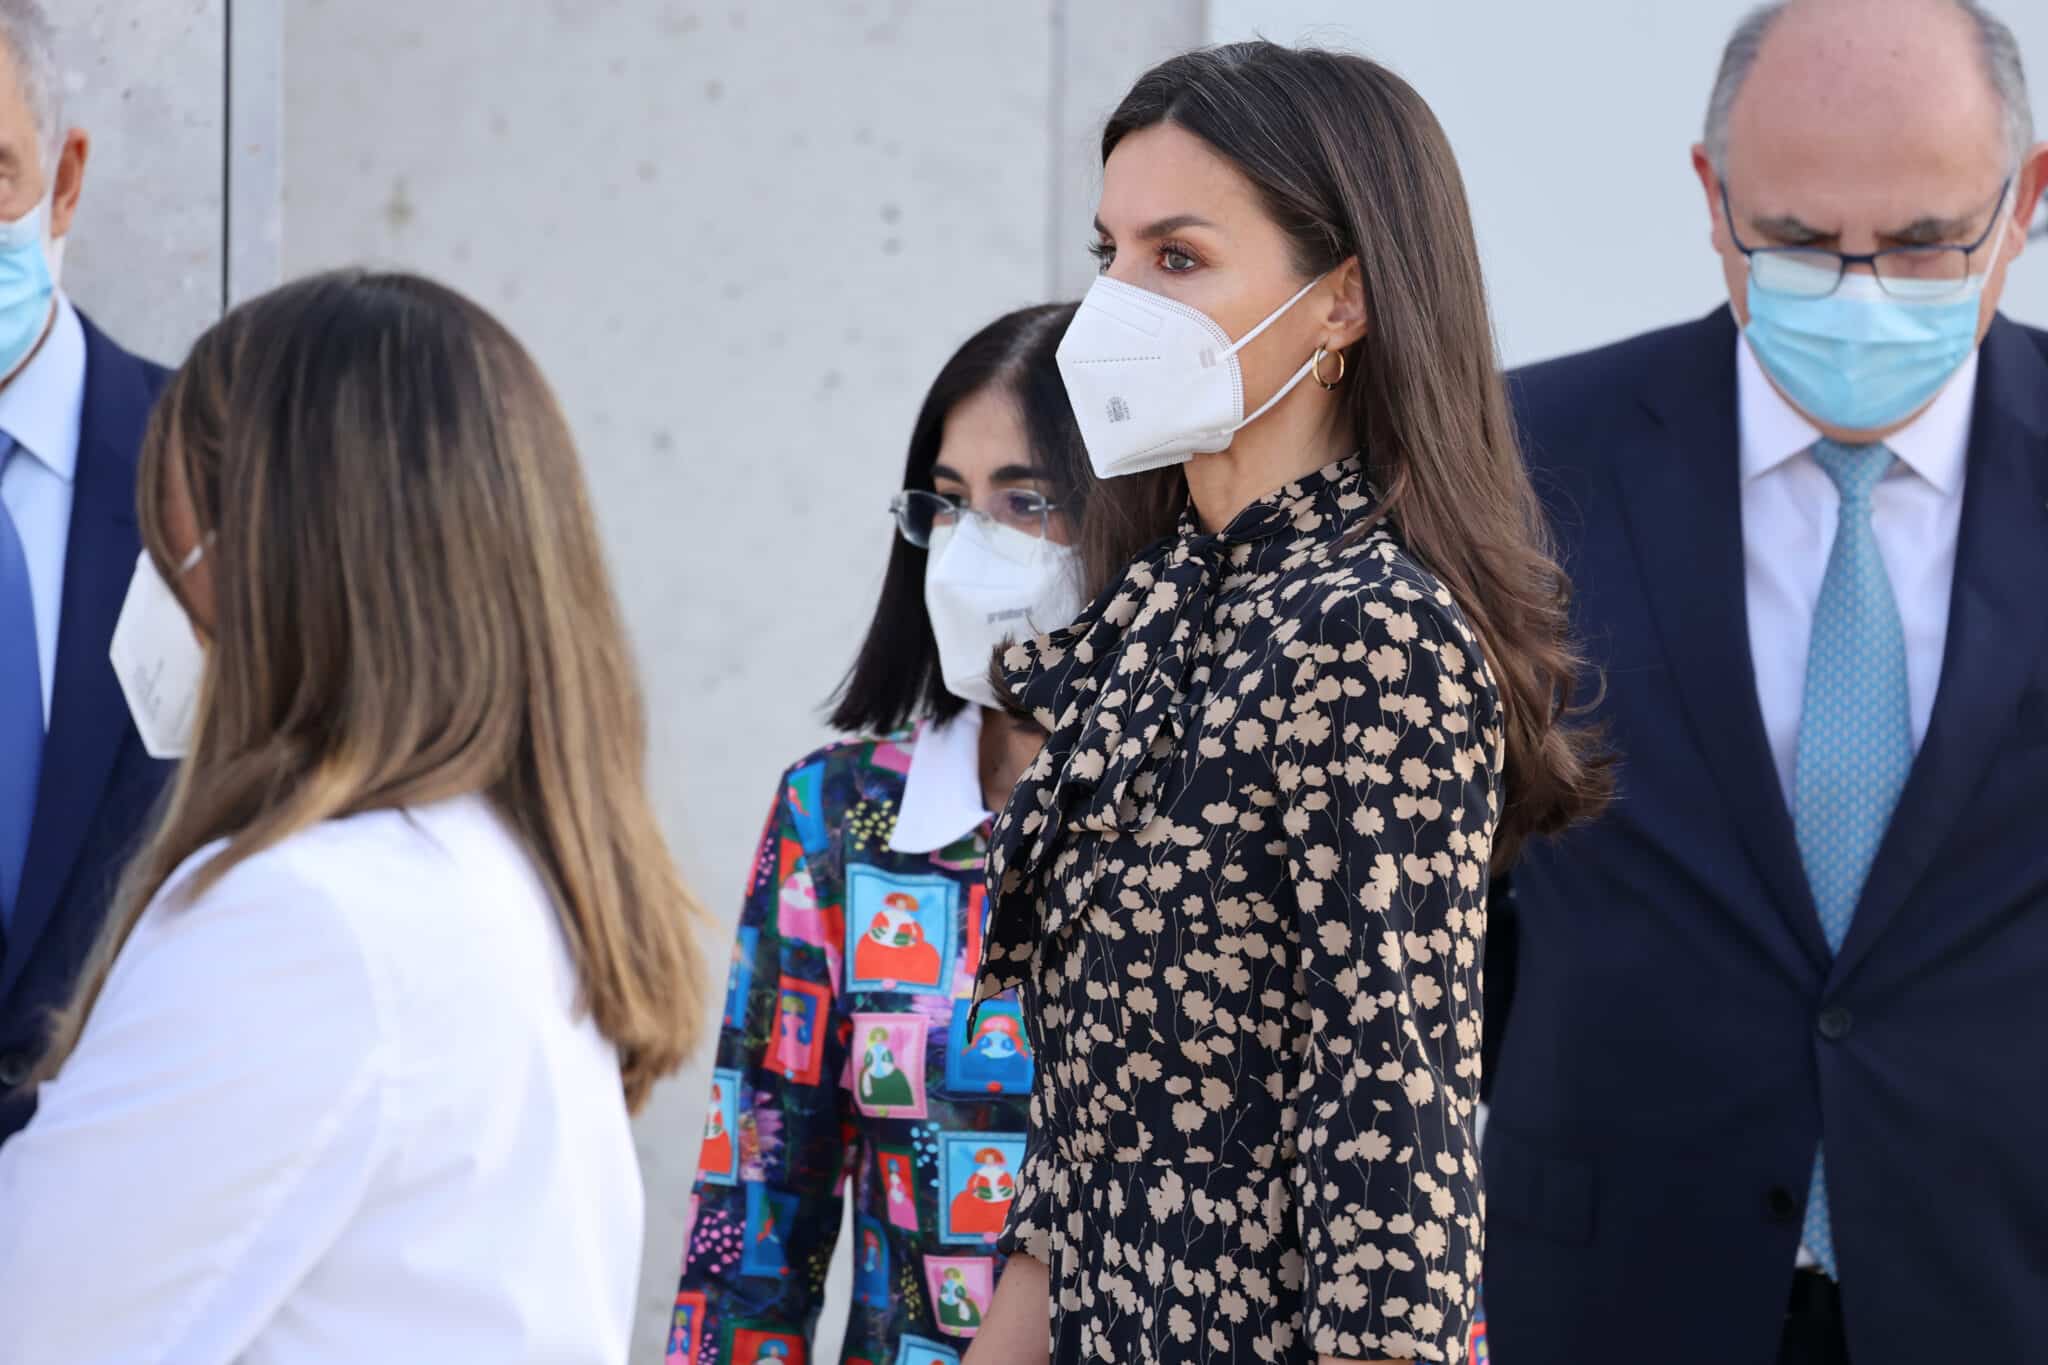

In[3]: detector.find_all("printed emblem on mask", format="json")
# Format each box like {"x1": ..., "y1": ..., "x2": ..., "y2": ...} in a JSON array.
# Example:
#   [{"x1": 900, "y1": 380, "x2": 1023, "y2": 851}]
[{"x1": 1105, "y1": 396, "x2": 1131, "y2": 423}]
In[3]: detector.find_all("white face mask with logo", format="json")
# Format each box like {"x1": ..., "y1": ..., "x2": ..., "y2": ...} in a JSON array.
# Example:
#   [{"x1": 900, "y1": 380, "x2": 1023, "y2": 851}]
[
  {"x1": 924, "y1": 517, "x2": 1083, "y2": 709},
  {"x1": 1054, "y1": 271, "x2": 1327, "y2": 479},
  {"x1": 108, "y1": 545, "x2": 207, "y2": 759}
]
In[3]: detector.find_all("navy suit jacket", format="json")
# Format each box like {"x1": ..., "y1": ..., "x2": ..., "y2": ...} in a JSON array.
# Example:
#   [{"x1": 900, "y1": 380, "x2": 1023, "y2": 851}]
[
  {"x1": 0, "y1": 314, "x2": 171, "y2": 1141},
  {"x1": 1486, "y1": 307, "x2": 2048, "y2": 1365}
]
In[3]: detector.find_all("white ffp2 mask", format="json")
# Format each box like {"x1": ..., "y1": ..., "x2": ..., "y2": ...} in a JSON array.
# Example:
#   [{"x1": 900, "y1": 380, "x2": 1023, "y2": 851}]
[
  {"x1": 924, "y1": 518, "x2": 1083, "y2": 709},
  {"x1": 1055, "y1": 272, "x2": 1326, "y2": 479},
  {"x1": 109, "y1": 548, "x2": 206, "y2": 759}
]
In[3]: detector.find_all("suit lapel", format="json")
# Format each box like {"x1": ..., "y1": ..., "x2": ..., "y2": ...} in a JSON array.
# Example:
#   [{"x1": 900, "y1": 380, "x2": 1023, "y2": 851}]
[
  {"x1": 0, "y1": 318, "x2": 153, "y2": 1001},
  {"x1": 1832, "y1": 317, "x2": 2048, "y2": 984},
  {"x1": 1616, "y1": 308, "x2": 1832, "y2": 978}
]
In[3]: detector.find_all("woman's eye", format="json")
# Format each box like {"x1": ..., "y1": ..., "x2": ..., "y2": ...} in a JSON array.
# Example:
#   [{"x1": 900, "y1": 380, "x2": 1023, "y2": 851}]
[
  {"x1": 1087, "y1": 240, "x2": 1114, "y2": 273},
  {"x1": 1160, "y1": 246, "x2": 1197, "y2": 273}
]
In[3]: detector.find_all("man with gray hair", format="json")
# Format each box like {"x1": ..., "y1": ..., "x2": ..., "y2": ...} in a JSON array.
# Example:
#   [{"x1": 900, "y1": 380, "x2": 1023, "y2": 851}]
[
  {"x1": 1485, "y1": 0, "x2": 2048, "y2": 1360},
  {"x1": 0, "y1": 0, "x2": 170, "y2": 1146}
]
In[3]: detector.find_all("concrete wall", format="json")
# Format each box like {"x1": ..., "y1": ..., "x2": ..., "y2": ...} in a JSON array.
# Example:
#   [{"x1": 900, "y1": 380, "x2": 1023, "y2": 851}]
[
  {"x1": 1208, "y1": 0, "x2": 2048, "y2": 367},
  {"x1": 278, "y1": 3, "x2": 1200, "y2": 1359},
  {"x1": 58, "y1": 0, "x2": 225, "y2": 363}
]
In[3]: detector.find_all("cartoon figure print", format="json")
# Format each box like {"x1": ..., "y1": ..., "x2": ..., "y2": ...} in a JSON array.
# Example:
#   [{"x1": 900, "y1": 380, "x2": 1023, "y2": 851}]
[
  {"x1": 668, "y1": 1291, "x2": 707, "y2": 1365},
  {"x1": 877, "y1": 1145, "x2": 919, "y2": 1232},
  {"x1": 850, "y1": 1013, "x2": 929, "y2": 1119},
  {"x1": 770, "y1": 977, "x2": 831, "y2": 1086},
  {"x1": 938, "y1": 1133, "x2": 1024, "y2": 1244},
  {"x1": 724, "y1": 928, "x2": 756, "y2": 1029},
  {"x1": 923, "y1": 1257, "x2": 995, "y2": 1338},
  {"x1": 698, "y1": 1069, "x2": 742, "y2": 1186},
  {"x1": 938, "y1": 1269, "x2": 983, "y2": 1332},
  {"x1": 859, "y1": 1027, "x2": 913, "y2": 1107},
  {"x1": 944, "y1": 999, "x2": 1032, "y2": 1096},
  {"x1": 732, "y1": 1327, "x2": 807, "y2": 1365},
  {"x1": 846, "y1": 867, "x2": 956, "y2": 994},
  {"x1": 853, "y1": 1214, "x2": 891, "y2": 1307},
  {"x1": 742, "y1": 1184, "x2": 801, "y2": 1279},
  {"x1": 856, "y1": 893, "x2": 939, "y2": 984}
]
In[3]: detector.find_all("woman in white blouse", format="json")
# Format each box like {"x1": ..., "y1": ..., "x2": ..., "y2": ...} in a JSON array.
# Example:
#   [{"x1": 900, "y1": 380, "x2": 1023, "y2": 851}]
[{"x1": 0, "y1": 269, "x2": 711, "y2": 1364}]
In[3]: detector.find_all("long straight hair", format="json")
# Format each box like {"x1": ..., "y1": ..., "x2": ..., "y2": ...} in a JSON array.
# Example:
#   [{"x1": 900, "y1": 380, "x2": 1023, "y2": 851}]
[
  {"x1": 830, "y1": 302, "x2": 1181, "y2": 736},
  {"x1": 1104, "y1": 43, "x2": 1610, "y2": 860},
  {"x1": 37, "y1": 270, "x2": 710, "y2": 1109}
]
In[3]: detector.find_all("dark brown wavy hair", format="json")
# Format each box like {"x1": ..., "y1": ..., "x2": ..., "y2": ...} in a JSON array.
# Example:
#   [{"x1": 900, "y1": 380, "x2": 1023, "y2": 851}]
[
  {"x1": 37, "y1": 270, "x2": 710, "y2": 1109},
  {"x1": 1105, "y1": 42, "x2": 1609, "y2": 860}
]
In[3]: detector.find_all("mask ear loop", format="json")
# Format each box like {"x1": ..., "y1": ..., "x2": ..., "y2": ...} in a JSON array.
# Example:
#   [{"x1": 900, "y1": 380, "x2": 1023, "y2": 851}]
[
  {"x1": 1221, "y1": 273, "x2": 1332, "y2": 432},
  {"x1": 1219, "y1": 273, "x2": 1328, "y2": 362}
]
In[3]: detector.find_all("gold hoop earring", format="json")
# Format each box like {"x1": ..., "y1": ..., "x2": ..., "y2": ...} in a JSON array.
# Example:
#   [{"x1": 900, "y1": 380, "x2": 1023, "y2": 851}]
[{"x1": 1312, "y1": 346, "x2": 1346, "y2": 391}]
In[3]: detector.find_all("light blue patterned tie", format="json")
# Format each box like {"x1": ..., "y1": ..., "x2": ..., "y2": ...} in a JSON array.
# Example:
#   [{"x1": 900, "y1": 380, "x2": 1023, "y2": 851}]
[
  {"x1": 1795, "y1": 438, "x2": 1912, "y2": 1281},
  {"x1": 1, "y1": 435, "x2": 45, "y2": 926}
]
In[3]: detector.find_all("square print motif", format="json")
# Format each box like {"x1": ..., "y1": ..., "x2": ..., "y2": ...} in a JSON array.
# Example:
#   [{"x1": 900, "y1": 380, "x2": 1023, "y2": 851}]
[
  {"x1": 723, "y1": 927, "x2": 756, "y2": 1030},
  {"x1": 666, "y1": 1291, "x2": 707, "y2": 1365},
  {"x1": 922, "y1": 1256, "x2": 995, "y2": 1338},
  {"x1": 876, "y1": 1143, "x2": 920, "y2": 1232},
  {"x1": 784, "y1": 761, "x2": 829, "y2": 854},
  {"x1": 730, "y1": 1326, "x2": 807, "y2": 1365},
  {"x1": 769, "y1": 977, "x2": 831, "y2": 1087},
  {"x1": 849, "y1": 1011, "x2": 930, "y2": 1119},
  {"x1": 942, "y1": 998, "x2": 1031, "y2": 1096},
  {"x1": 845, "y1": 866, "x2": 958, "y2": 995},
  {"x1": 697, "y1": 1067, "x2": 742, "y2": 1186},
  {"x1": 893, "y1": 1334, "x2": 960, "y2": 1365},
  {"x1": 936, "y1": 1132, "x2": 1024, "y2": 1246},
  {"x1": 741, "y1": 1183, "x2": 801, "y2": 1280},
  {"x1": 853, "y1": 1213, "x2": 891, "y2": 1307}
]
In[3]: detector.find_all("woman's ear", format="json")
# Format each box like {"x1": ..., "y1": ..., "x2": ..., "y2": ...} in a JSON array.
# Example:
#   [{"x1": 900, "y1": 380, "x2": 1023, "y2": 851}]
[{"x1": 1323, "y1": 256, "x2": 1368, "y2": 352}]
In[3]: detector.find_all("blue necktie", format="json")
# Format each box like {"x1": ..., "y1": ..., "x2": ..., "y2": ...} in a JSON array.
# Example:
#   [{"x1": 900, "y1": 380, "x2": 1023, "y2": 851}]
[
  {"x1": 1794, "y1": 438, "x2": 1913, "y2": 1281},
  {"x1": 0, "y1": 435, "x2": 46, "y2": 925}
]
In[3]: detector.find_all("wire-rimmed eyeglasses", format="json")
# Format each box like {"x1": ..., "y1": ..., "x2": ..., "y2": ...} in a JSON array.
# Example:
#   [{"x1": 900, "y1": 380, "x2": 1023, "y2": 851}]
[
  {"x1": 1721, "y1": 177, "x2": 2013, "y2": 301},
  {"x1": 889, "y1": 488, "x2": 1063, "y2": 548}
]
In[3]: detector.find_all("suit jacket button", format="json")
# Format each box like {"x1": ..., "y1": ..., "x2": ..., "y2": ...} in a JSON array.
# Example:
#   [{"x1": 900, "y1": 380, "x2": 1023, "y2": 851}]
[
  {"x1": 1765, "y1": 1186, "x2": 1800, "y2": 1223},
  {"x1": 1817, "y1": 1007, "x2": 1854, "y2": 1041},
  {"x1": 0, "y1": 1052, "x2": 29, "y2": 1089}
]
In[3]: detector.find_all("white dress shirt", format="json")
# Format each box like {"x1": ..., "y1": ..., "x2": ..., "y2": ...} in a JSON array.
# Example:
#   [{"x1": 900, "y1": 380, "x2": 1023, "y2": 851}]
[
  {"x1": 1737, "y1": 336, "x2": 1972, "y2": 1273},
  {"x1": 0, "y1": 294, "x2": 86, "y2": 723},
  {"x1": 1738, "y1": 336, "x2": 1972, "y2": 807},
  {"x1": 888, "y1": 705, "x2": 994, "y2": 855},
  {"x1": 0, "y1": 795, "x2": 643, "y2": 1364}
]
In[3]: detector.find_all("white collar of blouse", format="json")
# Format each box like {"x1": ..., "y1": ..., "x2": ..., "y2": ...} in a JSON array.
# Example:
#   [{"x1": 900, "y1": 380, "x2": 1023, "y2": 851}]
[{"x1": 888, "y1": 705, "x2": 990, "y2": 855}]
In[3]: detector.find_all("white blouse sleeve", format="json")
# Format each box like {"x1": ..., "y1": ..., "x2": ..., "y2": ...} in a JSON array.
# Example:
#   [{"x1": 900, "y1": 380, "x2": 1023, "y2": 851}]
[{"x1": 0, "y1": 850, "x2": 393, "y2": 1365}]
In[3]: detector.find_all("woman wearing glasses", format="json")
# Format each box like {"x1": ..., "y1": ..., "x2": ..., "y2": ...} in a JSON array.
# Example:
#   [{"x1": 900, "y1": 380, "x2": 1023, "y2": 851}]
[{"x1": 669, "y1": 303, "x2": 1170, "y2": 1365}]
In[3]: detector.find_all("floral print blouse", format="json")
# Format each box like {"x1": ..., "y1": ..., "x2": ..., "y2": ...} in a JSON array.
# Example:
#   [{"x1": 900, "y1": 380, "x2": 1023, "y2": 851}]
[
  {"x1": 974, "y1": 457, "x2": 1501, "y2": 1364},
  {"x1": 673, "y1": 721, "x2": 1033, "y2": 1365}
]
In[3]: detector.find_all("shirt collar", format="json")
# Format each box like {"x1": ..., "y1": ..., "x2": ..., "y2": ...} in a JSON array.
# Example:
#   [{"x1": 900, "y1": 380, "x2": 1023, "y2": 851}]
[
  {"x1": 0, "y1": 294, "x2": 85, "y2": 483},
  {"x1": 1736, "y1": 331, "x2": 1975, "y2": 495},
  {"x1": 1184, "y1": 453, "x2": 1369, "y2": 546},
  {"x1": 887, "y1": 707, "x2": 991, "y2": 855}
]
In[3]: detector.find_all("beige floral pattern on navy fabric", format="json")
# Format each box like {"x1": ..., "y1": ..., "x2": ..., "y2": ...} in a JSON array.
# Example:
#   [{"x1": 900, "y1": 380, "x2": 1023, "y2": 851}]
[{"x1": 974, "y1": 458, "x2": 1500, "y2": 1364}]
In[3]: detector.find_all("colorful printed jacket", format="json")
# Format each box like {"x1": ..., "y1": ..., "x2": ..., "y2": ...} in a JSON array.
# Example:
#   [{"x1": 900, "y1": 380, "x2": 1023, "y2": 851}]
[{"x1": 670, "y1": 722, "x2": 1033, "y2": 1365}]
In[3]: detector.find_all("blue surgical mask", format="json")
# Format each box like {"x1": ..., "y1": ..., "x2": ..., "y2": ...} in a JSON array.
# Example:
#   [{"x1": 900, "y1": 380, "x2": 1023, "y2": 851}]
[
  {"x1": 0, "y1": 201, "x2": 55, "y2": 380},
  {"x1": 1743, "y1": 257, "x2": 1990, "y2": 432}
]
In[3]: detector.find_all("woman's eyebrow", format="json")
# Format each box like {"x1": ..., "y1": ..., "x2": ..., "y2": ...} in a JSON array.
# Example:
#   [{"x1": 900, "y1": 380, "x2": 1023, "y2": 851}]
[{"x1": 1094, "y1": 212, "x2": 1219, "y2": 241}]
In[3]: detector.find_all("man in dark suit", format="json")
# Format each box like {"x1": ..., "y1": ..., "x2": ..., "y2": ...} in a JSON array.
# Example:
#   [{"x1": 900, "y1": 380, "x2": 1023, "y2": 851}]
[
  {"x1": 1485, "y1": 1, "x2": 2048, "y2": 1362},
  {"x1": 0, "y1": 1, "x2": 171, "y2": 1141}
]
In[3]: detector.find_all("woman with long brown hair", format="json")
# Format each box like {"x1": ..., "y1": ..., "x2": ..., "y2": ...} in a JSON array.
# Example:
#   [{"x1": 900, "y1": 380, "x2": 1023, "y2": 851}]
[
  {"x1": 0, "y1": 270, "x2": 709, "y2": 1363},
  {"x1": 965, "y1": 42, "x2": 1607, "y2": 1365}
]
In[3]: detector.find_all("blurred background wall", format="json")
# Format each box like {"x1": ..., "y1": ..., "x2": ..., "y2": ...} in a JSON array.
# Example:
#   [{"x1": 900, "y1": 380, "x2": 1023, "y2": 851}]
[{"x1": 55, "y1": 2, "x2": 2048, "y2": 1360}]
